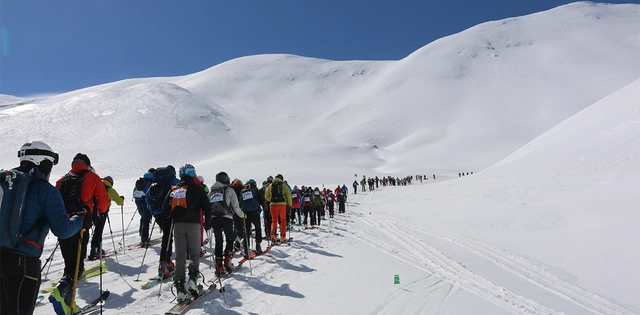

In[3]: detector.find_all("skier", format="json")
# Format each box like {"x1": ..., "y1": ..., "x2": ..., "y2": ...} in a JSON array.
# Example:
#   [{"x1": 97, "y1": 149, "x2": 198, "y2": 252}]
[
  {"x1": 51, "y1": 153, "x2": 109, "y2": 314},
  {"x1": 133, "y1": 169, "x2": 154, "y2": 246},
  {"x1": 240, "y1": 179, "x2": 268, "y2": 255},
  {"x1": 88, "y1": 176, "x2": 124, "y2": 260},
  {"x1": 352, "y1": 180, "x2": 358, "y2": 194},
  {"x1": 208, "y1": 172, "x2": 245, "y2": 276},
  {"x1": 164, "y1": 164, "x2": 212, "y2": 302},
  {"x1": 264, "y1": 174, "x2": 292, "y2": 242},
  {"x1": 1, "y1": 141, "x2": 85, "y2": 315}
]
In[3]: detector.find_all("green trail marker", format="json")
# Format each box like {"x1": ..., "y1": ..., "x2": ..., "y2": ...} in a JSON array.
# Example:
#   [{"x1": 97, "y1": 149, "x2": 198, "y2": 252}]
[{"x1": 394, "y1": 274, "x2": 400, "y2": 285}]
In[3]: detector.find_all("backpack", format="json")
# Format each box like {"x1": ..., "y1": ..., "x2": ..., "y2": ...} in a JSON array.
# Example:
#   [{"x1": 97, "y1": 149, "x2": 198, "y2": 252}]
[
  {"x1": 148, "y1": 167, "x2": 173, "y2": 212},
  {"x1": 133, "y1": 177, "x2": 146, "y2": 199},
  {"x1": 1, "y1": 169, "x2": 43, "y2": 253},
  {"x1": 169, "y1": 184, "x2": 193, "y2": 220},
  {"x1": 326, "y1": 194, "x2": 334, "y2": 204},
  {"x1": 209, "y1": 186, "x2": 232, "y2": 217},
  {"x1": 302, "y1": 191, "x2": 313, "y2": 207},
  {"x1": 291, "y1": 190, "x2": 300, "y2": 202},
  {"x1": 58, "y1": 170, "x2": 90, "y2": 215},
  {"x1": 270, "y1": 182, "x2": 285, "y2": 203},
  {"x1": 312, "y1": 190, "x2": 324, "y2": 206},
  {"x1": 240, "y1": 187, "x2": 260, "y2": 213}
]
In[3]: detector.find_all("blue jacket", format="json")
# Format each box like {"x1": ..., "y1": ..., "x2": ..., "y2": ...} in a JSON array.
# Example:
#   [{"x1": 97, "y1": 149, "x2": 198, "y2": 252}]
[{"x1": 17, "y1": 168, "x2": 84, "y2": 258}]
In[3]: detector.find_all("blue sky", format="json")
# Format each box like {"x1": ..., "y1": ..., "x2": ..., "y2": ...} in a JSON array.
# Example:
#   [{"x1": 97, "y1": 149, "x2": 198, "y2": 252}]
[{"x1": 0, "y1": 0, "x2": 634, "y2": 97}]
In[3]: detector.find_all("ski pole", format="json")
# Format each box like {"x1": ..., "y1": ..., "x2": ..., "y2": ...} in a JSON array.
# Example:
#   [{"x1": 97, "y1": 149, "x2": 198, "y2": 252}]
[
  {"x1": 158, "y1": 219, "x2": 174, "y2": 297},
  {"x1": 134, "y1": 217, "x2": 156, "y2": 281},
  {"x1": 105, "y1": 213, "x2": 122, "y2": 275},
  {"x1": 121, "y1": 204, "x2": 126, "y2": 254},
  {"x1": 70, "y1": 228, "x2": 85, "y2": 312},
  {"x1": 243, "y1": 216, "x2": 252, "y2": 274},
  {"x1": 123, "y1": 208, "x2": 137, "y2": 240},
  {"x1": 99, "y1": 240, "x2": 104, "y2": 314},
  {"x1": 208, "y1": 229, "x2": 214, "y2": 270},
  {"x1": 41, "y1": 240, "x2": 59, "y2": 278}
]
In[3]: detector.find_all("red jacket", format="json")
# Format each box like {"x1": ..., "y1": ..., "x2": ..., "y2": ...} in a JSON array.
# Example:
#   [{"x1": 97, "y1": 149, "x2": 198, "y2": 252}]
[{"x1": 56, "y1": 161, "x2": 110, "y2": 214}]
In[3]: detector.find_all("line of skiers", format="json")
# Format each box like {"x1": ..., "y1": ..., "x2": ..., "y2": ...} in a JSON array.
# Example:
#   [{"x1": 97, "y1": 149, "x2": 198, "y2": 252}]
[{"x1": 1, "y1": 140, "x2": 419, "y2": 315}]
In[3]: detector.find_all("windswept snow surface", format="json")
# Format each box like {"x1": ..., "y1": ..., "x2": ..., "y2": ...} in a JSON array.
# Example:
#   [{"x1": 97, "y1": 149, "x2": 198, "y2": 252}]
[{"x1": 3, "y1": 2, "x2": 638, "y2": 314}]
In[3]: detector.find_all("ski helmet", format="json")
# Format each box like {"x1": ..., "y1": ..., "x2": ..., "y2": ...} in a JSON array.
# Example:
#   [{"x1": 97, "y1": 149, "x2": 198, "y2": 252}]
[
  {"x1": 179, "y1": 164, "x2": 196, "y2": 178},
  {"x1": 18, "y1": 141, "x2": 59, "y2": 166},
  {"x1": 216, "y1": 171, "x2": 230, "y2": 185}
]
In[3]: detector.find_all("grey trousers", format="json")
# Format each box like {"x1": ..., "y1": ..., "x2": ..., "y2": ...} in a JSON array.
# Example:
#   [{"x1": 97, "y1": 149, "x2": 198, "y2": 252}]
[{"x1": 173, "y1": 222, "x2": 201, "y2": 279}]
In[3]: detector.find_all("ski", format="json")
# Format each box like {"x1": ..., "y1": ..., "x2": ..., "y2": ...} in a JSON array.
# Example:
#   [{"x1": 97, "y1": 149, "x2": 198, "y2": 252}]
[
  {"x1": 165, "y1": 284, "x2": 216, "y2": 315},
  {"x1": 85, "y1": 251, "x2": 117, "y2": 261},
  {"x1": 35, "y1": 295, "x2": 45, "y2": 306},
  {"x1": 141, "y1": 275, "x2": 172, "y2": 290},
  {"x1": 41, "y1": 263, "x2": 108, "y2": 293},
  {"x1": 126, "y1": 237, "x2": 163, "y2": 250},
  {"x1": 74, "y1": 290, "x2": 110, "y2": 315}
]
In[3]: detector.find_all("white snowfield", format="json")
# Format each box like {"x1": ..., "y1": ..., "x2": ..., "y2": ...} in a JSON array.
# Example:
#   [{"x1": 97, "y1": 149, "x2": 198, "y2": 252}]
[{"x1": 1, "y1": 2, "x2": 638, "y2": 314}]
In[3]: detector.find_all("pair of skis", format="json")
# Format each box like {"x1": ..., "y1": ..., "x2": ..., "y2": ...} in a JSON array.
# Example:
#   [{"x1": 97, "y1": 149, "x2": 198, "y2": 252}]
[{"x1": 41, "y1": 261, "x2": 108, "y2": 293}]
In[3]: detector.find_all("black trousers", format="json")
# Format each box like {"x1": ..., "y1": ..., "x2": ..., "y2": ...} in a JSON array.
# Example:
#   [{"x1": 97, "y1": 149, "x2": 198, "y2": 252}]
[
  {"x1": 59, "y1": 228, "x2": 89, "y2": 280},
  {"x1": 90, "y1": 213, "x2": 107, "y2": 249},
  {"x1": 153, "y1": 215, "x2": 173, "y2": 263},
  {"x1": 243, "y1": 211, "x2": 262, "y2": 245},
  {"x1": 212, "y1": 217, "x2": 234, "y2": 258},
  {"x1": 0, "y1": 252, "x2": 41, "y2": 315},
  {"x1": 303, "y1": 206, "x2": 315, "y2": 225}
]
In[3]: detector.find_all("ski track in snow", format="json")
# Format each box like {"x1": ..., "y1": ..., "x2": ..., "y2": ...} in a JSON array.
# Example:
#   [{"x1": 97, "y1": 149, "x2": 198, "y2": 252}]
[{"x1": 340, "y1": 190, "x2": 635, "y2": 315}]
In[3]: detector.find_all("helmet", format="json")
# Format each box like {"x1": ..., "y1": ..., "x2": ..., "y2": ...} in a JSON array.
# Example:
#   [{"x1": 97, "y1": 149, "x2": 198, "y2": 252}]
[
  {"x1": 246, "y1": 179, "x2": 256, "y2": 186},
  {"x1": 275, "y1": 174, "x2": 283, "y2": 180},
  {"x1": 18, "y1": 141, "x2": 59, "y2": 166},
  {"x1": 231, "y1": 178, "x2": 243, "y2": 187},
  {"x1": 197, "y1": 175, "x2": 204, "y2": 183},
  {"x1": 179, "y1": 164, "x2": 196, "y2": 178},
  {"x1": 266, "y1": 176, "x2": 273, "y2": 183},
  {"x1": 216, "y1": 171, "x2": 230, "y2": 185}
]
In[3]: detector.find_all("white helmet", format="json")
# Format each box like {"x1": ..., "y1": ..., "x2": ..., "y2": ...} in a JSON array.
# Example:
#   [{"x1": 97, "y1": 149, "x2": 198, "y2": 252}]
[{"x1": 18, "y1": 141, "x2": 59, "y2": 166}]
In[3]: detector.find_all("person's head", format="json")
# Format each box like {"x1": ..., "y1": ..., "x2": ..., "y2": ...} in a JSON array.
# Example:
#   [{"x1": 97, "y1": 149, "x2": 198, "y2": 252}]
[
  {"x1": 231, "y1": 178, "x2": 243, "y2": 187},
  {"x1": 197, "y1": 175, "x2": 205, "y2": 184},
  {"x1": 72, "y1": 153, "x2": 91, "y2": 168},
  {"x1": 179, "y1": 164, "x2": 196, "y2": 179},
  {"x1": 216, "y1": 171, "x2": 230, "y2": 185},
  {"x1": 266, "y1": 176, "x2": 273, "y2": 183},
  {"x1": 275, "y1": 174, "x2": 284, "y2": 180},
  {"x1": 18, "y1": 141, "x2": 59, "y2": 176},
  {"x1": 246, "y1": 179, "x2": 256, "y2": 187}
]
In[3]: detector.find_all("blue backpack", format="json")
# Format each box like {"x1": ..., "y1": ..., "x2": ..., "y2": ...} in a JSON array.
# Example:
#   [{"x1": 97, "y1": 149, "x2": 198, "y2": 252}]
[
  {"x1": 240, "y1": 187, "x2": 260, "y2": 213},
  {"x1": 0, "y1": 169, "x2": 43, "y2": 253}
]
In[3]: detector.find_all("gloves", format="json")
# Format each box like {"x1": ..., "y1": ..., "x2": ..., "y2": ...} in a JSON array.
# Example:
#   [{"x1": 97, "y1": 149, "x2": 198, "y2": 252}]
[
  {"x1": 120, "y1": 195, "x2": 125, "y2": 202},
  {"x1": 204, "y1": 221, "x2": 212, "y2": 231}
]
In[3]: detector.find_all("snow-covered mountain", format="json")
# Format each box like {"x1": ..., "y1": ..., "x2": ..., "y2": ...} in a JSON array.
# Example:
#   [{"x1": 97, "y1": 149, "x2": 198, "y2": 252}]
[
  {"x1": 2, "y1": 2, "x2": 639, "y2": 314},
  {"x1": 1, "y1": 2, "x2": 638, "y2": 185}
]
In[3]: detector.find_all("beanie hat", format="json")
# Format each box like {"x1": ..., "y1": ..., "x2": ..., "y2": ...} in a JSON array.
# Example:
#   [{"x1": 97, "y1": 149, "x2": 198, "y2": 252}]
[{"x1": 73, "y1": 153, "x2": 91, "y2": 167}]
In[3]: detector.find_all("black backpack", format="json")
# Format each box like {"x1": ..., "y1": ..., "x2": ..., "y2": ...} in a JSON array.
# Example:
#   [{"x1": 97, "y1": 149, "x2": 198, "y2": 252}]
[
  {"x1": 209, "y1": 186, "x2": 232, "y2": 217},
  {"x1": 58, "y1": 170, "x2": 90, "y2": 215},
  {"x1": 270, "y1": 182, "x2": 285, "y2": 203},
  {"x1": 148, "y1": 167, "x2": 173, "y2": 213}
]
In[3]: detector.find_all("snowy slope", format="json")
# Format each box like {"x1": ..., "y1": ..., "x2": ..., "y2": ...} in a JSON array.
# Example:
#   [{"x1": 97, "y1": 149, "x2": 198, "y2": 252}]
[{"x1": 0, "y1": 2, "x2": 637, "y2": 314}]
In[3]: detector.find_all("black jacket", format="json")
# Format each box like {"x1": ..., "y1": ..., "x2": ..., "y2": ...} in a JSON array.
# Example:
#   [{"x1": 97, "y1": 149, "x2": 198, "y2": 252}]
[{"x1": 163, "y1": 176, "x2": 212, "y2": 225}]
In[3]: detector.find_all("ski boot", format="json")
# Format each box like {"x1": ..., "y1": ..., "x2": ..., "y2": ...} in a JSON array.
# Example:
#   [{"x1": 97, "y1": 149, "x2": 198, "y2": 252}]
[
  {"x1": 214, "y1": 257, "x2": 225, "y2": 277},
  {"x1": 223, "y1": 251, "x2": 234, "y2": 273},
  {"x1": 49, "y1": 276, "x2": 80, "y2": 315},
  {"x1": 187, "y1": 269, "x2": 202, "y2": 298},
  {"x1": 173, "y1": 277, "x2": 189, "y2": 303}
]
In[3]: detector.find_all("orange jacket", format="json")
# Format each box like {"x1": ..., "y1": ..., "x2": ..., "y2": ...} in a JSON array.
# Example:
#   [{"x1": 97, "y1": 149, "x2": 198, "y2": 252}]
[{"x1": 56, "y1": 161, "x2": 110, "y2": 214}]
